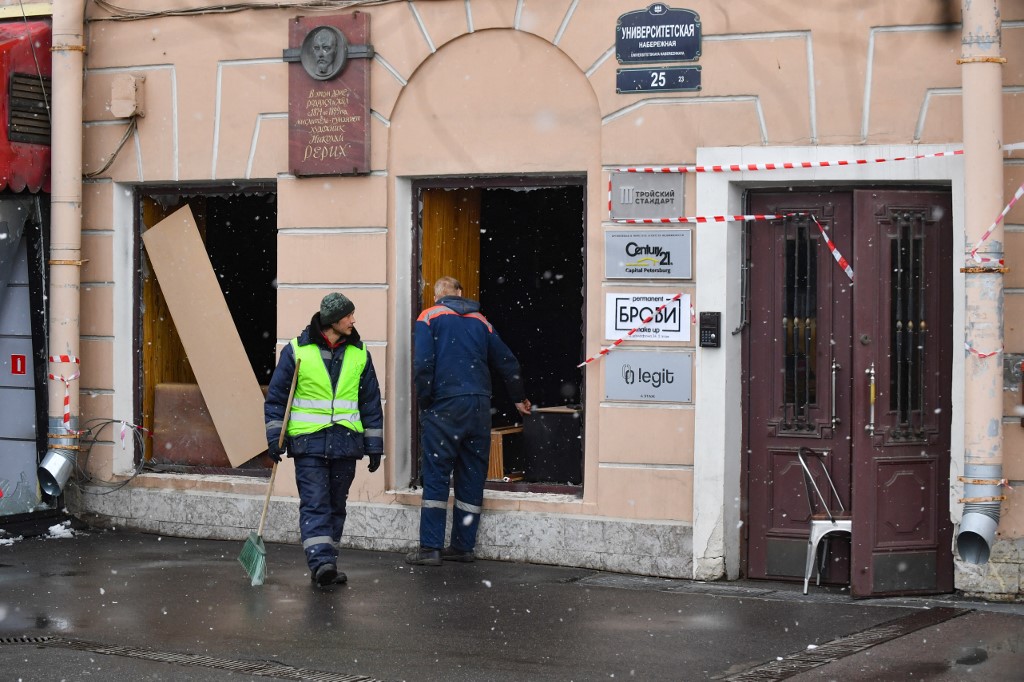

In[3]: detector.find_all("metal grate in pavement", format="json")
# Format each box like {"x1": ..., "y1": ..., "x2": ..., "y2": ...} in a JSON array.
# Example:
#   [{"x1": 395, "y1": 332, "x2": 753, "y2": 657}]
[
  {"x1": 2, "y1": 635, "x2": 383, "y2": 682},
  {"x1": 719, "y1": 606, "x2": 972, "y2": 681},
  {"x1": 0, "y1": 636, "x2": 54, "y2": 645}
]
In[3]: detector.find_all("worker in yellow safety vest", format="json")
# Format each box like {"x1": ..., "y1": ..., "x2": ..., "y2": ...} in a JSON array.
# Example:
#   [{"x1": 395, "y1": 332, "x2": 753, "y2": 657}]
[{"x1": 264, "y1": 292, "x2": 384, "y2": 588}]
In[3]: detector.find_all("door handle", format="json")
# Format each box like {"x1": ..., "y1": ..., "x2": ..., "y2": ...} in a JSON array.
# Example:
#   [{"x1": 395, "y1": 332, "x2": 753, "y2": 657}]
[
  {"x1": 865, "y1": 362, "x2": 876, "y2": 436},
  {"x1": 831, "y1": 358, "x2": 840, "y2": 429}
]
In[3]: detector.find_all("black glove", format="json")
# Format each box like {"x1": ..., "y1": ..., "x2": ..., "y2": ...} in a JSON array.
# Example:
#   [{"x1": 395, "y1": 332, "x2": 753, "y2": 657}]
[
  {"x1": 267, "y1": 442, "x2": 285, "y2": 463},
  {"x1": 367, "y1": 454, "x2": 381, "y2": 473}
]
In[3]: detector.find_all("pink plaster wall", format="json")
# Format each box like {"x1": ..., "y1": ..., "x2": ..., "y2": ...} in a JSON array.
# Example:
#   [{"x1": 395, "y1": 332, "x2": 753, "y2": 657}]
[{"x1": 75, "y1": 1, "x2": 1024, "y2": 533}]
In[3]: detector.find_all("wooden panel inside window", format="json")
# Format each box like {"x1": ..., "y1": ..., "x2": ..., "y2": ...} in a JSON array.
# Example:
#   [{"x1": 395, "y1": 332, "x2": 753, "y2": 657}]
[
  {"x1": 421, "y1": 188, "x2": 481, "y2": 309},
  {"x1": 141, "y1": 196, "x2": 198, "y2": 461},
  {"x1": 141, "y1": 205, "x2": 267, "y2": 467}
]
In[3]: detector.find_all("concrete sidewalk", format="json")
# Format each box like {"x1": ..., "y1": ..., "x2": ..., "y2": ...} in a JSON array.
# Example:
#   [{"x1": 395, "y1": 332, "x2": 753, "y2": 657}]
[{"x1": 0, "y1": 526, "x2": 1022, "y2": 681}]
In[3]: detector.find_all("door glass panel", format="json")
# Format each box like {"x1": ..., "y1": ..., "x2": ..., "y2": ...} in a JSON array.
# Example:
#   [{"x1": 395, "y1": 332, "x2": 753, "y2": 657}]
[
  {"x1": 888, "y1": 209, "x2": 926, "y2": 440},
  {"x1": 781, "y1": 215, "x2": 818, "y2": 432}
]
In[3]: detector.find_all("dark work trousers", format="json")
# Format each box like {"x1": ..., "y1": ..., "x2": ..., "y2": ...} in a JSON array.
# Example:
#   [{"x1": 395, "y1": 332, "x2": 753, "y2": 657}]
[
  {"x1": 418, "y1": 395, "x2": 491, "y2": 551},
  {"x1": 294, "y1": 455, "x2": 357, "y2": 572}
]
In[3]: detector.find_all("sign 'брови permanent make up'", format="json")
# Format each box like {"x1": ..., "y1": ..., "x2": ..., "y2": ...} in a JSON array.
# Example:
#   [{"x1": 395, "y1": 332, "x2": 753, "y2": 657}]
[{"x1": 285, "y1": 13, "x2": 373, "y2": 176}]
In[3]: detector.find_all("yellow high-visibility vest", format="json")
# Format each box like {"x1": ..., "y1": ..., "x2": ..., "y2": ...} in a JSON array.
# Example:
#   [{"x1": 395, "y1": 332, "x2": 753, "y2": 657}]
[{"x1": 287, "y1": 340, "x2": 367, "y2": 436}]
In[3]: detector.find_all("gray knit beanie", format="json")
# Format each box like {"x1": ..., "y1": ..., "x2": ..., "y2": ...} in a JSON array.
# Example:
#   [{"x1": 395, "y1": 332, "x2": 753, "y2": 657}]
[{"x1": 320, "y1": 292, "x2": 355, "y2": 326}]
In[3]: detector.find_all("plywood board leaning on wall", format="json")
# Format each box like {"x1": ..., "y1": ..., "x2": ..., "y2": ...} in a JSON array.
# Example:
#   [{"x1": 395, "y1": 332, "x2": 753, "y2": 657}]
[{"x1": 141, "y1": 205, "x2": 267, "y2": 467}]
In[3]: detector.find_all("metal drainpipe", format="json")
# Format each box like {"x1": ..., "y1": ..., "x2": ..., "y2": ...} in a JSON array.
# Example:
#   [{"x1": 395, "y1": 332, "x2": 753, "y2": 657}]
[
  {"x1": 37, "y1": 1, "x2": 86, "y2": 497},
  {"x1": 957, "y1": 0, "x2": 1006, "y2": 565}
]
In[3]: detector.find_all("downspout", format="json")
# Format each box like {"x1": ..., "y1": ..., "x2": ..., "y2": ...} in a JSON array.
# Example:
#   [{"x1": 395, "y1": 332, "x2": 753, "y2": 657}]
[
  {"x1": 37, "y1": 1, "x2": 86, "y2": 496},
  {"x1": 957, "y1": 0, "x2": 1005, "y2": 564}
]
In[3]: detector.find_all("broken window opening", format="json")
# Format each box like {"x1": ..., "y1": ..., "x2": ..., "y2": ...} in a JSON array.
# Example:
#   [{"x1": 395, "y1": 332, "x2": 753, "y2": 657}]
[
  {"x1": 138, "y1": 187, "x2": 277, "y2": 473},
  {"x1": 415, "y1": 179, "x2": 586, "y2": 494}
]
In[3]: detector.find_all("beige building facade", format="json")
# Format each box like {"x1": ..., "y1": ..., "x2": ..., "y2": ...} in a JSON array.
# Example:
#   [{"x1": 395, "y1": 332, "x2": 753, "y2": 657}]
[{"x1": 6, "y1": 1, "x2": 1024, "y2": 599}]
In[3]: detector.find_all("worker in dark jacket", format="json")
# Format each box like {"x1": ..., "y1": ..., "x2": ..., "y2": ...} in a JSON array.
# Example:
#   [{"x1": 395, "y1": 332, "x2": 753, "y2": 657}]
[
  {"x1": 264, "y1": 292, "x2": 384, "y2": 587},
  {"x1": 406, "y1": 276, "x2": 531, "y2": 566}
]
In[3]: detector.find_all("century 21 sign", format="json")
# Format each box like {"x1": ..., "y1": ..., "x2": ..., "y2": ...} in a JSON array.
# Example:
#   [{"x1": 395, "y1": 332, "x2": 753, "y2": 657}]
[{"x1": 605, "y1": 229, "x2": 692, "y2": 279}]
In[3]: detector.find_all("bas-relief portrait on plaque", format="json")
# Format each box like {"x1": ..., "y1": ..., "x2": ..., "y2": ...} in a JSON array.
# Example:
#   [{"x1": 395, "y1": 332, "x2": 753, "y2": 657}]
[
  {"x1": 286, "y1": 14, "x2": 371, "y2": 176},
  {"x1": 301, "y1": 25, "x2": 347, "y2": 81}
]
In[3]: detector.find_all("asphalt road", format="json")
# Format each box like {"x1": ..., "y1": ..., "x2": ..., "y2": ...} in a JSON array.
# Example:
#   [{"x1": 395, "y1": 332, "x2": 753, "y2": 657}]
[{"x1": 1, "y1": 527, "x2": 1021, "y2": 681}]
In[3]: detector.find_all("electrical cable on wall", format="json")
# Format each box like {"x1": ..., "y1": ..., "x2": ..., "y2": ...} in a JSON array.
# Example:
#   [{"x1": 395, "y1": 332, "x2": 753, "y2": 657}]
[
  {"x1": 74, "y1": 418, "x2": 150, "y2": 494},
  {"x1": 17, "y1": 0, "x2": 50, "y2": 119},
  {"x1": 90, "y1": 0, "x2": 401, "y2": 22},
  {"x1": 83, "y1": 115, "x2": 137, "y2": 179}
]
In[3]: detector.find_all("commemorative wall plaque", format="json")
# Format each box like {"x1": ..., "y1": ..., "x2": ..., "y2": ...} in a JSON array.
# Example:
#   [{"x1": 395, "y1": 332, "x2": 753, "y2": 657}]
[{"x1": 285, "y1": 13, "x2": 373, "y2": 176}]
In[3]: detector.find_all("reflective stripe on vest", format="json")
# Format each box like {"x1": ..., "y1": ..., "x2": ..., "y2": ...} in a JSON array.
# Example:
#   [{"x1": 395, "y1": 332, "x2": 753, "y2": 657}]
[{"x1": 287, "y1": 339, "x2": 367, "y2": 436}]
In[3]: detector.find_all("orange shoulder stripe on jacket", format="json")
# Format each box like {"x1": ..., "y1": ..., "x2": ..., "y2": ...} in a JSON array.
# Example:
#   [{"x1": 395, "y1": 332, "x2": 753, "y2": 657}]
[
  {"x1": 464, "y1": 312, "x2": 493, "y2": 333},
  {"x1": 416, "y1": 306, "x2": 494, "y2": 332},
  {"x1": 417, "y1": 305, "x2": 456, "y2": 324}
]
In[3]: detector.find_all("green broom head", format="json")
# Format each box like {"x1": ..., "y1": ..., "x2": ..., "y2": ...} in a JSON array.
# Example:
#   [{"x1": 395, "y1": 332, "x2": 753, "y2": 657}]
[{"x1": 238, "y1": 531, "x2": 267, "y2": 586}]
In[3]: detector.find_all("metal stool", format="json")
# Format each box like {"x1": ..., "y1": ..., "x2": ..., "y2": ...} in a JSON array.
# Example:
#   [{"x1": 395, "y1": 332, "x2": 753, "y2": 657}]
[{"x1": 798, "y1": 447, "x2": 852, "y2": 594}]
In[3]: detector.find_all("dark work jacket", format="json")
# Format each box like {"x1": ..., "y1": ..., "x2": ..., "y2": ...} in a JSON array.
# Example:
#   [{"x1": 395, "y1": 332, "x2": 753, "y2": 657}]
[
  {"x1": 414, "y1": 295, "x2": 525, "y2": 409},
  {"x1": 264, "y1": 313, "x2": 384, "y2": 459}
]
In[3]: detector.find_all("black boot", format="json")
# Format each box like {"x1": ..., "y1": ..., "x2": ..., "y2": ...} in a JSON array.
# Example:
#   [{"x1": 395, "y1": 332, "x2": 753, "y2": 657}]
[
  {"x1": 441, "y1": 546, "x2": 475, "y2": 563},
  {"x1": 312, "y1": 563, "x2": 338, "y2": 586},
  {"x1": 405, "y1": 547, "x2": 442, "y2": 566}
]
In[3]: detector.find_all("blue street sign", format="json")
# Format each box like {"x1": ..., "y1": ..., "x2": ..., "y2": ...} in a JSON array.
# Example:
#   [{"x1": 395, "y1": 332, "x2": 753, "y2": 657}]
[
  {"x1": 616, "y1": 66, "x2": 701, "y2": 94},
  {"x1": 616, "y1": 4, "x2": 701, "y2": 64}
]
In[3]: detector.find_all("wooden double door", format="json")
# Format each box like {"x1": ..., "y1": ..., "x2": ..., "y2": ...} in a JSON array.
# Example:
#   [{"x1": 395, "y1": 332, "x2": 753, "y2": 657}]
[{"x1": 744, "y1": 189, "x2": 954, "y2": 598}]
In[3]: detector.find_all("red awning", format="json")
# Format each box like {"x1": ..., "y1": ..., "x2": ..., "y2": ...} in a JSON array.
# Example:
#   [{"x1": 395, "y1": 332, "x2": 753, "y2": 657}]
[{"x1": 0, "y1": 20, "x2": 50, "y2": 194}]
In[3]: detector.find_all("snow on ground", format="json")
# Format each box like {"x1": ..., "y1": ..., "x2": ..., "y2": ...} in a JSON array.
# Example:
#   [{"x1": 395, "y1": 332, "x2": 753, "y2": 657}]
[{"x1": 46, "y1": 520, "x2": 75, "y2": 538}]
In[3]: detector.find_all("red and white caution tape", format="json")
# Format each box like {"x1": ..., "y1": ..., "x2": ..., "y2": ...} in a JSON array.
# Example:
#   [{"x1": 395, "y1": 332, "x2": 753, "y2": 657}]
[
  {"x1": 810, "y1": 215, "x2": 854, "y2": 281},
  {"x1": 615, "y1": 149, "x2": 963, "y2": 174},
  {"x1": 118, "y1": 420, "x2": 152, "y2": 448},
  {"x1": 964, "y1": 343, "x2": 1001, "y2": 359},
  {"x1": 582, "y1": 213, "x2": 856, "y2": 367},
  {"x1": 608, "y1": 149, "x2": 965, "y2": 209},
  {"x1": 615, "y1": 212, "x2": 855, "y2": 281},
  {"x1": 47, "y1": 355, "x2": 81, "y2": 429},
  {"x1": 615, "y1": 213, "x2": 790, "y2": 224},
  {"x1": 578, "y1": 293, "x2": 683, "y2": 368},
  {"x1": 969, "y1": 180, "x2": 1024, "y2": 266}
]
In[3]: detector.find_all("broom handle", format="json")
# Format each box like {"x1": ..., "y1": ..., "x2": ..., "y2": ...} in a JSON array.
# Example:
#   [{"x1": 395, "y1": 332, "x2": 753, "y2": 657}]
[
  {"x1": 258, "y1": 358, "x2": 301, "y2": 537},
  {"x1": 257, "y1": 463, "x2": 278, "y2": 537}
]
